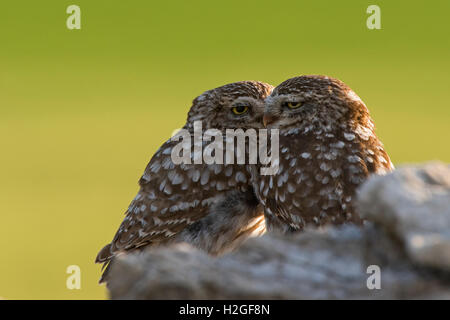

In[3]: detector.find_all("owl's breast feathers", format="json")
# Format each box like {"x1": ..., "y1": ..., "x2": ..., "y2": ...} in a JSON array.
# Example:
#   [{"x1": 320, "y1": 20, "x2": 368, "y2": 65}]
[{"x1": 255, "y1": 126, "x2": 393, "y2": 230}]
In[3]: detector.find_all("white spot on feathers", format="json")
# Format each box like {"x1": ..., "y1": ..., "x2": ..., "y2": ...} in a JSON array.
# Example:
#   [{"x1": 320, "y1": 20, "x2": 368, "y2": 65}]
[
  {"x1": 344, "y1": 133, "x2": 356, "y2": 141},
  {"x1": 301, "y1": 152, "x2": 311, "y2": 159}
]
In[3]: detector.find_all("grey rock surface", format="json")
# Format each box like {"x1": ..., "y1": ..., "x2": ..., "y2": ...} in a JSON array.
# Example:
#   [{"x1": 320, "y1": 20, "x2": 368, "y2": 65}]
[
  {"x1": 106, "y1": 162, "x2": 450, "y2": 299},
  {"x1": 358, "y1": 161, "x2": 450, "y2": 271}
]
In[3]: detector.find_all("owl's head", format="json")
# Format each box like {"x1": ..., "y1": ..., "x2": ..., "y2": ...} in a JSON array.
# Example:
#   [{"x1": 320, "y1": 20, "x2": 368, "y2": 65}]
[
  {"x1": 185, "y1": 81, "x2": 273, "y2": 131},
  {"x1": 263, "y1": 75, "x2": 371, "y2": 131}
]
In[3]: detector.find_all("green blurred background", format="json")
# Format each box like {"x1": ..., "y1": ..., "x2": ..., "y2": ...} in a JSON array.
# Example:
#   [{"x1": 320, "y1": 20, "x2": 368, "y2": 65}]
[{"x1": 0, "y1": 0, "x2": 449, "y2": 299}]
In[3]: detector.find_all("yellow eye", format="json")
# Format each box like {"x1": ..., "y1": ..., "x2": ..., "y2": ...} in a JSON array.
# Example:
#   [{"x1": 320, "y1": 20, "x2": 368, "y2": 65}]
[
  {"x1": 232, "y1": 105, "x2": 249, "y2": 115},
  {"x1": 285, "y1": 101, "x2": 302, "y2": 109}
]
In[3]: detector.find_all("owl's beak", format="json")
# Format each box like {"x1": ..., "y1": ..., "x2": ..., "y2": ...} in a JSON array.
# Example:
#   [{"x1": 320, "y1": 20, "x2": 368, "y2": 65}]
[{"x1": 263, "y1": 114, "x2": 276, "y2": 127}]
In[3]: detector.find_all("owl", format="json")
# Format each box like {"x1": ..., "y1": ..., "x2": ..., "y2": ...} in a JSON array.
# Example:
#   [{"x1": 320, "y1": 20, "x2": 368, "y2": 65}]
[
  {"x1": 252, "y1": 75, "x2": 394, "y2": 232},
  {"x1": 96, "y1": 81, "x2": 273, "y2": 282}
]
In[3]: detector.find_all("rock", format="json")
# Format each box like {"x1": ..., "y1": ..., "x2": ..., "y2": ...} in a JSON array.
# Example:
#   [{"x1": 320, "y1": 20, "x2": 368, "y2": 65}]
[
  {"x1": 357, "y1": 161, "x2": 450, "y2": 271},
  {"x1": 106, "y1": 162, "x2": 450, "y2": 299}
]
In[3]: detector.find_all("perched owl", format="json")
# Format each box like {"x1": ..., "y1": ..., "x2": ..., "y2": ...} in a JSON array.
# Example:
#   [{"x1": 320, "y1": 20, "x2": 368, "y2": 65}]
[
  {"x1": 96, "y1": 81, "x2": 273, "y2": 282},
  {"x1": 253, "y1": 75, "x2": 394, "y2": 232}
]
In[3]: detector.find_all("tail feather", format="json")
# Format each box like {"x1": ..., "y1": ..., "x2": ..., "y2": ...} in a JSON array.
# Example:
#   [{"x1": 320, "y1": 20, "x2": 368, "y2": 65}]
[
  {"x1": 95, "y1": 243, "x2": 114, "y2": 283},
  {"x1": 98, "y1": 260, "x2": 113, "y2": 284},
  {"x1": 96, "y1": 243, "x2": 113, "y2": 263}
]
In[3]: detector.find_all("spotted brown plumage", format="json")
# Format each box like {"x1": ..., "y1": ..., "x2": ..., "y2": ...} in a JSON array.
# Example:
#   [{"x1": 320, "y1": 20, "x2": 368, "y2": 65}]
[
  {"x1": 95, "y1": 81, "x2": 273, "y2": 282},
  {"x1": 253, "y1": 75, "x2": 394, "y2": 232}
]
